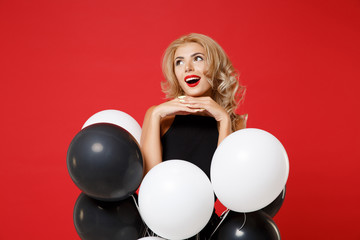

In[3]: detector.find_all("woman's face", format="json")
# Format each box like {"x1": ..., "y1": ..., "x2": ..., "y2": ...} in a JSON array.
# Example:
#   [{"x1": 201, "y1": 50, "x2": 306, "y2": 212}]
[{"x1": 174, "y1": 42, "x2": 212, "y2": 97}]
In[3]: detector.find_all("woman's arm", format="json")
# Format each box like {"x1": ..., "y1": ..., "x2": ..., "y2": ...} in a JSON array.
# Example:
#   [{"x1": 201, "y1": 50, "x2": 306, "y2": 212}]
[
  {"x1": 140, "y1": 106, "x2": 163, "y2": 175},
  {"x1": 217, "y1": 114, "x2": 232, "y2": 145}
]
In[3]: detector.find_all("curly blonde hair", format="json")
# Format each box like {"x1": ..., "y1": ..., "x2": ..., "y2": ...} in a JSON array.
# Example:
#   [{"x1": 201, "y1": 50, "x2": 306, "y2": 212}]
[{"x1": 161, "y1": 33, "x2": 245, "y2": 131}]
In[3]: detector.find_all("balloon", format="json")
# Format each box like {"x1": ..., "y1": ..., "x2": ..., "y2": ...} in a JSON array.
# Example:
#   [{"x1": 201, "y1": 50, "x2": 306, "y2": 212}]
[
  {"x1": 82, "y1": 109, "x2": 142, "y2": 144},
  {"x1": 211, "y1": 128, "x2": 289, "y2": 212},
  {"x1": 211, "y1": 211, "x2": 281, "y2": 240},
  {"x1": 261, "y1": 186, "x2": 286, "y2": 217},
  {"x1": 73, "y1": 193, "x2": 146, "y2": 240},
  {"x1": 67, "y1": 123, "x2": 143, "y2": 201},
  {"x1": 138, "y1": 238, "x2": 165, "y2": 240},
  {"x1": 143, "y1": 212, "x2": 220, "y2": 240},
  {"x1": 138, "y1": 160, "x2": 214, "y2": 240},
  {"x1": 196, "y1": 211, "x2": 221, "y2": 240}
]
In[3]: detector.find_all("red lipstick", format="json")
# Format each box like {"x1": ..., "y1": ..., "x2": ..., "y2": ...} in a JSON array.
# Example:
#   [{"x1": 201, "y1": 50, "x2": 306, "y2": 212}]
[{"x1": 184, "y1": 75, "x2": 201, "y2": 87}]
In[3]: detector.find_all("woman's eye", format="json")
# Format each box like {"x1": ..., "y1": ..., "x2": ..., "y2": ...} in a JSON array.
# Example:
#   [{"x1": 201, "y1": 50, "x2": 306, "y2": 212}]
[
  {"x1": 194, "y1": 56, "x2": 203, "y2": 62},
  {"x1": 175, "y1": 60, "x2": 184, "y2": 66}
]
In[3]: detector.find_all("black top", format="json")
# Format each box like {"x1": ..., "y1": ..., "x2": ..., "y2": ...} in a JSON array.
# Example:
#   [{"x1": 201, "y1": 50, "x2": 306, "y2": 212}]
[{"x1": 161, "y1": 115, "x2": 219, "y2": 179}]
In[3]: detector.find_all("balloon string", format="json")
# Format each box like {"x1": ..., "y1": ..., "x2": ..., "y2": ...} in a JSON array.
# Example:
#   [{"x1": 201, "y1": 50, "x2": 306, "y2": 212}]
[
  {"x1": 209, "y1": 209, "x2": 230, "y2": 239},
  {"x1": 209, "y1": 210, "x2": 247, "y2": 239},
  {"x1": 238, "y1": 212, "x2": 246, "y2": 230},
  {"x1": 282, "y1": 188, "x2": 286, "y2": 199},
  {"x1": 220, "y1": 208, "x2": 230, "y2": 218},
  {"x1": 131, "y1": 194, "x2": 152, "y2": 237}
]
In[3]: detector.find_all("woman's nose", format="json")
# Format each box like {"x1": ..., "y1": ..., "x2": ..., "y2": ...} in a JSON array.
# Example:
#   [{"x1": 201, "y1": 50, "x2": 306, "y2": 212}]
[{"x1": 185, "y1": 62, "x2": 193, "y2": 72}]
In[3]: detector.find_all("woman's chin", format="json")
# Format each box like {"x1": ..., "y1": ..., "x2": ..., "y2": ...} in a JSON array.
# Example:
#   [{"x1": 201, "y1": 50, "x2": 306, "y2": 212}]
[{"x1": 183, "y1": 89, "x2": 212, "y2": 97}]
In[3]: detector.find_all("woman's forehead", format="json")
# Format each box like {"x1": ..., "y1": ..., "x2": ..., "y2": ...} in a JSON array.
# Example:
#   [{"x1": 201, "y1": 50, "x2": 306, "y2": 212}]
[{"x1": 174, "y1": 42, "x2": 205, "y2": 58}]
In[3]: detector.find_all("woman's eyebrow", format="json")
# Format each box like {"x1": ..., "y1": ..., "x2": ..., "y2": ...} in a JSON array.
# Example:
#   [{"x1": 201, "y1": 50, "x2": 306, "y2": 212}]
[
  {"x1": 175, "y1": 52, "x2": 205, "y2": 60},
  {"x1": 191, "y1": 52, "x2": 204, "y2": 57}
]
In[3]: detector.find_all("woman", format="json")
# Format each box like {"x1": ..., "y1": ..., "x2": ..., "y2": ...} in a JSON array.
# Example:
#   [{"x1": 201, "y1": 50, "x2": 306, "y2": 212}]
[{"x1": 140, "y1": 33, "x2": 247, "y2": 239}]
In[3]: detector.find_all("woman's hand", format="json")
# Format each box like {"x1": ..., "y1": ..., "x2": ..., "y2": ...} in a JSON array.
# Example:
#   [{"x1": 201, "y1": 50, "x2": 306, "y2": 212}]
[
  {"x1": 152, "y1": 97, "x2": 204, "y2": 119},
  {"x1": 178, "y1": 96, "x2": 232, "y2": 145},
  {"x1": 178, "y1": 96, "x2": 229, "y2": 122}
]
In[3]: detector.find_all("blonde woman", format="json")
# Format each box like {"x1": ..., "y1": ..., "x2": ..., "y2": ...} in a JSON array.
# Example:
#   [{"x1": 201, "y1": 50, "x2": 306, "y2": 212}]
[
  {"x1": 141, "y1": 33, "x2": 247, "y2": 175},
  {"x1": 140, "y1": 33, "x2": 247, "y2": 239}
]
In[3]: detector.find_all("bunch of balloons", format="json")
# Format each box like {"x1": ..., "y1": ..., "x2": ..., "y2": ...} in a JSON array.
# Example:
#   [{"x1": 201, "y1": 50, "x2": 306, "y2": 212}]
[
  {"x1": 67, "y1": 110, "x2": 289, "y2": 240},
  {"x1": 137, "y1": 128, "x2": 289, "y2": 240},
  {"x1": 67, "y1": 110, "x2": 147, "y2": 239}
]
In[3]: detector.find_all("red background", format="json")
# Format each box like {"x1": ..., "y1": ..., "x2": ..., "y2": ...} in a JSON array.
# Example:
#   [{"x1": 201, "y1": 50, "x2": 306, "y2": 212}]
[{"x1": 1, "y1": 0, "x2": 359, "y2": 239}]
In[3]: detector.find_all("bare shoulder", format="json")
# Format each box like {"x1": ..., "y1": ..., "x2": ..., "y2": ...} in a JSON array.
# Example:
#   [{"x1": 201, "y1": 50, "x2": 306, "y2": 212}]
[{"x1": 235, "y1": 113, "x2": 248, "y2": 131}]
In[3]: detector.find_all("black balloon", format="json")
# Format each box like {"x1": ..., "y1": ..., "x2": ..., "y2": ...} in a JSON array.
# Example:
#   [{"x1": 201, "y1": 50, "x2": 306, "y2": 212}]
[
  {"x1": 67, "y1": 123, "x2": 143, "y2": 201},
  {"x1": 261, "y1": 186, "x2": 286, "y2": 217},
  {"x1": 211, "y1": 211, "x2": 281, "y2": 240},
  {"x1": 73, "y1": 193, "x2": 146, "y2": 240}
]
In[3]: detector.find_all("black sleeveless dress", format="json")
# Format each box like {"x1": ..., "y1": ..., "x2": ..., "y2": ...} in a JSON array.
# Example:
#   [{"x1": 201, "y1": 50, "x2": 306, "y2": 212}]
[
  {"x1": 161, "y1": 114, "x2": 219, "y2": 179},
  {"x1": 161, "y1": 115, "x2": 220, "y2": 240}
]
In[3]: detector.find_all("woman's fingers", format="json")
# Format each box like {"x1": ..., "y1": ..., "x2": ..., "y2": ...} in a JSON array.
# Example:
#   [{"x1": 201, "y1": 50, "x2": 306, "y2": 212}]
[
  {"x1": 179, "y1": 96, "x2": 215, "y2": 110},
  {"x1": 178, "y1": 96, "x2": 213, "y2": 105},
  {"x1": 157, "y1": 99, "x2": 204, "y2": 118},
  {"x1": 178, "y1": 96, "x2": 229, "y2": 121}
]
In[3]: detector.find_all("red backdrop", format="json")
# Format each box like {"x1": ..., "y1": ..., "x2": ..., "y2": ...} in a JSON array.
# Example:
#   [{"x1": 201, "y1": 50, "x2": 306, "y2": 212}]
[{"x1": 1, "y1": 0, "x2": 359, "y2": 239}]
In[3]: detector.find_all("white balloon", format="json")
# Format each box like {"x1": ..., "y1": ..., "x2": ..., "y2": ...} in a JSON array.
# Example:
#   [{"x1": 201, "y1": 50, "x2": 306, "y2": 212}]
[
  {"x1": 138, "y1": 160, "x2": 214, "y2": 240},
  {"x1": 82, "y1": 109, "x2": 142, "y2": 144},
  {"x1": 211, "y1": 128, "x2": 289, "y2": 213},
  {"x1": 138, "y1": 237, "x2": 165, "y2": 240}
]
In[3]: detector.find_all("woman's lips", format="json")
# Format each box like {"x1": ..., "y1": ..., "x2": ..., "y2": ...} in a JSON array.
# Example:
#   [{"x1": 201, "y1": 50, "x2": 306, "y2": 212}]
[{"x1": 184, "y1": 75, "x2": 201, "y2": 87}]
